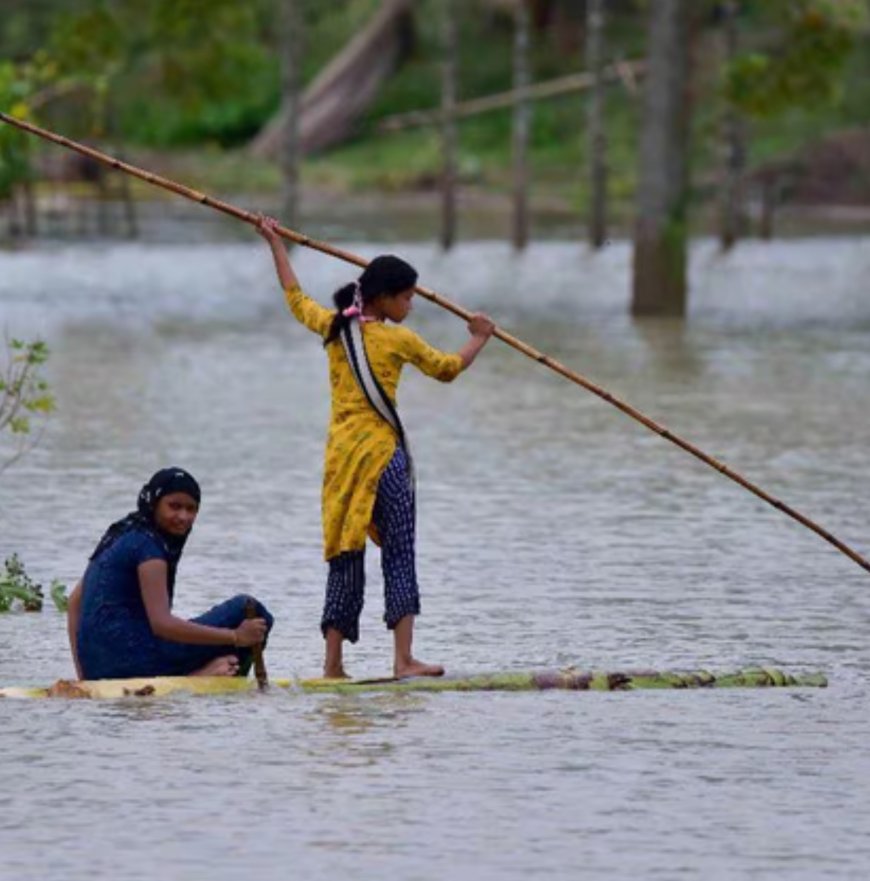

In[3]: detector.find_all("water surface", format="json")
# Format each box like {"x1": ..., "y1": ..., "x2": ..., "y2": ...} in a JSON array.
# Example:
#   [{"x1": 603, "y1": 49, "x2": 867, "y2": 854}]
[{"x1": 1, "y1": 237, "x2": 869, "y2": 880}]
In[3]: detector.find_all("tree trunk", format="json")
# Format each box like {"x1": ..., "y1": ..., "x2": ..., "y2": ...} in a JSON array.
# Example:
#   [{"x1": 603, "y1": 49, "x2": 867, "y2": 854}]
[
  {"x1": 280, "y1": 0, "x2": 303, "y2": 227},
  {"x1": 440, "y1": 0, "x2": 459, "y2": 251},
  {"x1": 250, "y1": 0, "x2": 413, "y2": 158},
  {"x1": 759, "y1": 176, "x2": 779, "y2": 240},
  {"x1": 119, "y1": 159, "x2": 138, "y2": 239},
  {"x1": 7, "y1": 188, "x2": 22, "y2": 238},
  {"x1": 95, "y1": 169, "x2": 109, "y2": 237},
  {"x1": 719, "y1": 0, "x2": 745, "y2": 252},
  {"x1": 512, "y1": 0, "x2": 531, "y2": 250},
  {"x1": 631, "y1": 0, "x2": 692, "y2": 317},
  {"x1": 586, "y1": 0, "x2": 607, "y2": 249}
]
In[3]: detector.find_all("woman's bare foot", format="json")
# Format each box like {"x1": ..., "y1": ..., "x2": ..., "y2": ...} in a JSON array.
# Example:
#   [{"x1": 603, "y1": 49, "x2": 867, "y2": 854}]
[
  {"x1": 394, "y1": 658, "x2": 445, "y2": 679},
  {"x1": 322, "y1": 665, "x2": 351, "y2": 680},
  {"x1": 193, "y1": 655, "x2": 239, "y2": 677}
]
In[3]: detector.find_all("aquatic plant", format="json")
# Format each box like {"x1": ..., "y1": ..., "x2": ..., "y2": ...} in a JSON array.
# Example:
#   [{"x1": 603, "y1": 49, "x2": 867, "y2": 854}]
[
  {"x1": 0, "y1": 555, "x2": 44, "y2": 612},
  {"x1": 0, "y1": 337, "x2": 56, "y2": 474},
  {"x1": 0, "y1": 554, "x2": 67, "y2": 614},
  {"x1": 50, "y1": 580, "x2": 69, "y2": 612}
]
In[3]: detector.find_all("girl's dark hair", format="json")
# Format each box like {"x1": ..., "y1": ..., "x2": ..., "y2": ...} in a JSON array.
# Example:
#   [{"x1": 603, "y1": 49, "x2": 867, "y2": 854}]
[{"x1": 324, "y1": 254, "x2": 418, "y2": 346}]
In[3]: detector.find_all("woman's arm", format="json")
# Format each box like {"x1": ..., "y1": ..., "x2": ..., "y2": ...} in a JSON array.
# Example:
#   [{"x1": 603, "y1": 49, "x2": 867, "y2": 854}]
[
  {"x1": 138, "y1": 560, "x2": 265, "y2": 647},
  {"x1": 458, "y1": 313, "x2": 496, "y2": 369},
  {"x1": 67, "y1": 580, "x2": 84, "y2": 679}
]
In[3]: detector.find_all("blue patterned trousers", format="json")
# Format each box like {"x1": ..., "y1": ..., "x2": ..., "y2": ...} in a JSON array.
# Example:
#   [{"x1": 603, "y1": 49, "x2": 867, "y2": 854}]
[{"x1": 322, "y1": 446, "x2": 420, "y2": 643}]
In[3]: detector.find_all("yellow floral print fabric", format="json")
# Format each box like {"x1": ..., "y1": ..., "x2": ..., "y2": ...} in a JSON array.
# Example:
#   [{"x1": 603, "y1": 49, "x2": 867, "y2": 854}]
[{"x1": 284, "y1": 284, "x2": 464, "y2": 560}]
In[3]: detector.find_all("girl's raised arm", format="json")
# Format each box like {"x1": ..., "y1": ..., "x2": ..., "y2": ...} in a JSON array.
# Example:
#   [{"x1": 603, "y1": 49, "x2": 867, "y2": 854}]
[
  {"x1": 257, "y1": 215, "x2": 300, "y2": 291},
  {"x1": 256, "y1": 215, "x2": 333, "y2": 338},
  {"x1": 458, "y1": 313, "x2": 496, "y2": 369}
]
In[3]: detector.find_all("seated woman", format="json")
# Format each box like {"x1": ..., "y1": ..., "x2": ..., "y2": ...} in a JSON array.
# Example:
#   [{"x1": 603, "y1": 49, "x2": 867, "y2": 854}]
[{"x1": 66, "y1": 467, "x2": 274, "y2": 680}]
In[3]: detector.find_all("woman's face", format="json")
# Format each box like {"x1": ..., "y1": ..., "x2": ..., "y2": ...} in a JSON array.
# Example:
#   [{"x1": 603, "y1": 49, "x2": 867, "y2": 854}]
[
  {"x1": 376, "y1": 288, "x2": 415, "y2": 323},
  {"x1": 153, "y1": 492, "x2": 199, "y2": 537}
]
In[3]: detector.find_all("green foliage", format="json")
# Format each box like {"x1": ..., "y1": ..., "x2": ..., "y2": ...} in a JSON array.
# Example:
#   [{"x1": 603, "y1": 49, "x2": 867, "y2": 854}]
[
  {"x1": 0, "y1": 555, "x2": 44, "y2": 613},
  {"x1": 48, "y1": 6, "x2": 123, "y2": 77},
  {"x1": 0, "y1": 338, "x2": 56, "y2": 471},
  {"x1": 0, "y1": 555, "x2": 67, "y2": 613},
  {"x1": 723, "y1": 0, "x2": 866, "y2": 117},
  {"x1": 0, "y1": 63, "x2": 34, "y2": 198},
  {"x1": 3, "y1": 0, "x2": 869, "y2": 210},
  {"x1": 31, "y1": 0, "x2": 381, "y2": 147},
  {"x1": 50, "y1": 580, "x2": 70, "y2": 613},
  {"x1": 30, "y1": 0, "x2": 278, "y2": 144}
]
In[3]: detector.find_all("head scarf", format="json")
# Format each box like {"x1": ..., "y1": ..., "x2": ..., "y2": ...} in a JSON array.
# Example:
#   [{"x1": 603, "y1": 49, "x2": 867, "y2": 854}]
[{"x1": 90, "y1": 467, "x2": 201, "y2": 601}]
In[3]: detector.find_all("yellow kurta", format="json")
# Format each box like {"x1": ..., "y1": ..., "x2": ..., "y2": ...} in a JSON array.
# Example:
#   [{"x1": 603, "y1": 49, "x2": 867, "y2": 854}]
[{"x1": 284, "y1": 284, "x2": 464, "y2": 560}]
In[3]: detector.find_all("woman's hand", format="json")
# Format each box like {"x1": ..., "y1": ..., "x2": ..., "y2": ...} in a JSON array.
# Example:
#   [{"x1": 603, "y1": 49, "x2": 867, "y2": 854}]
[
  {"x1": 468, "y1": 312, "x2": 495, "y2": 339},
  {"x1": 233, "y1": 617, "x2": 268, "y2": 647}
]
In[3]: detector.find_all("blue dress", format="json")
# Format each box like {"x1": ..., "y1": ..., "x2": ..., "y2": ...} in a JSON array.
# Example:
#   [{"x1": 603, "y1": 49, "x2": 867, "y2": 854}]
[{"x1": 77, "y1": 528, "x2": 273, "y2": 680}]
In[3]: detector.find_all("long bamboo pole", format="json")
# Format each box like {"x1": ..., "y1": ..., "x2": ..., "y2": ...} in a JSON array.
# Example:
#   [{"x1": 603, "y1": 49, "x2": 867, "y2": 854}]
[{"x1": 1, "y1": 111, "x2": 867, "y2": 576}]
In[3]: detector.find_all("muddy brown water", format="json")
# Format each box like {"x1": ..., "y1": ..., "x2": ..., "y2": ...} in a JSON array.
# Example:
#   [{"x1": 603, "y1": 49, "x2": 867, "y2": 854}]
[{"x1": 1, "y1": 236, "x2": 869, "y2": 880}]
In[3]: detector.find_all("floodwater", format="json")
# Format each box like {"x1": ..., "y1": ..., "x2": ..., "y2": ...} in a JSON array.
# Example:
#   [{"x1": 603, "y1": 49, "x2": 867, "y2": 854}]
[{"x1": 1, "y1": 235, "x2": 869, "y2": 880}]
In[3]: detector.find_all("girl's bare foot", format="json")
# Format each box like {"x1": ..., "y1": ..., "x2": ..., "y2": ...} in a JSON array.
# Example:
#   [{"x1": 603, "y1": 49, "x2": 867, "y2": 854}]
[
  {"x1": 193, "y1": 655, "x2": 239, "y2": 677},
  {"x1": 394, "y1": 658, "x2": 444, "y2": 679},
  {"x1": 323, "y1": 628, "x2": 349, "y2": 680}
]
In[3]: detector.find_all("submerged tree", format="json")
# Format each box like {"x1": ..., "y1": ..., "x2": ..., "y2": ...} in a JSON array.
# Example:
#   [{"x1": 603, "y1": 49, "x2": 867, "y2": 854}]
[
  {"x1": 631, "y1": 0, "x2": 693, "y2": 317},
  {"x1": 586, "y1": 0, "x2": 608, "y2": 250},
  {"x1": 512, "y1": 0, "x2": 532, "y2": 250},
  {"x1": 718, "y1": 0, "x2": 745, "y2": 252}
]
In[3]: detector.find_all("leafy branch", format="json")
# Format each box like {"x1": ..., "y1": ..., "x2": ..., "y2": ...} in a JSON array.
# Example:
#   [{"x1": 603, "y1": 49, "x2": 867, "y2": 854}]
[
  {"x1": 0, "y1": 555, "x2": 67, "y2": 613},
  {"x1": 722, "y1": 0, "x2": 868, "y2": 118},
  {"x1": 0, "y1": 337, "x2": 56, "y2": 474}
]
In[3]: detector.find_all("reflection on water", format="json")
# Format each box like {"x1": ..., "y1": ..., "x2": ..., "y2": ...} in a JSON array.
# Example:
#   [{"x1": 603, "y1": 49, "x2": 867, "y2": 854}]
[{"x1": 1, "y1": 237, "x2": 870, "y2": 880}]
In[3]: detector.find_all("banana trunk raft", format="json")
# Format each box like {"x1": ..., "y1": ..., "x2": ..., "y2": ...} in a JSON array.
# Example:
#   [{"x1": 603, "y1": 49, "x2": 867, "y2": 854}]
[{"x1": 0, "y1": 668, "x2": 827, "y2": 700}]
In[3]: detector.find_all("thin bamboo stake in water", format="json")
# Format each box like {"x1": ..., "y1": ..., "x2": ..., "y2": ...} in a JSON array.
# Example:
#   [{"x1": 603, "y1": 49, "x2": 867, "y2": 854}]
[
  {"x1": 586, "y1": 0, "x2": 608, "y2": 249},
  {"x1": 439, "y1": 0, "x2": 459, "y2": 251},
  {"x1": 245, "y1": 598, "x2": 268, "y2": 691},
  {"x1": 1, "y1": 111, "x2": 867, "y2": 576}
]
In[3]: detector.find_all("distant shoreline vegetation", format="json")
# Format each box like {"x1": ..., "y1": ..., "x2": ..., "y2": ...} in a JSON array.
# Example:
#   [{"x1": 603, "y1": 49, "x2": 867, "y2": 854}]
[{"x1": 1, "y1": 2, "x2": 868, "y2": 213}]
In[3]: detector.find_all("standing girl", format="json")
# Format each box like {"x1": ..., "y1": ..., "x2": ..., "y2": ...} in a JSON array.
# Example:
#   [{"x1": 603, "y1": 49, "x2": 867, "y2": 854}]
[{"x1": 257, "y1": 217, "x2": 494, "y2": 679}]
